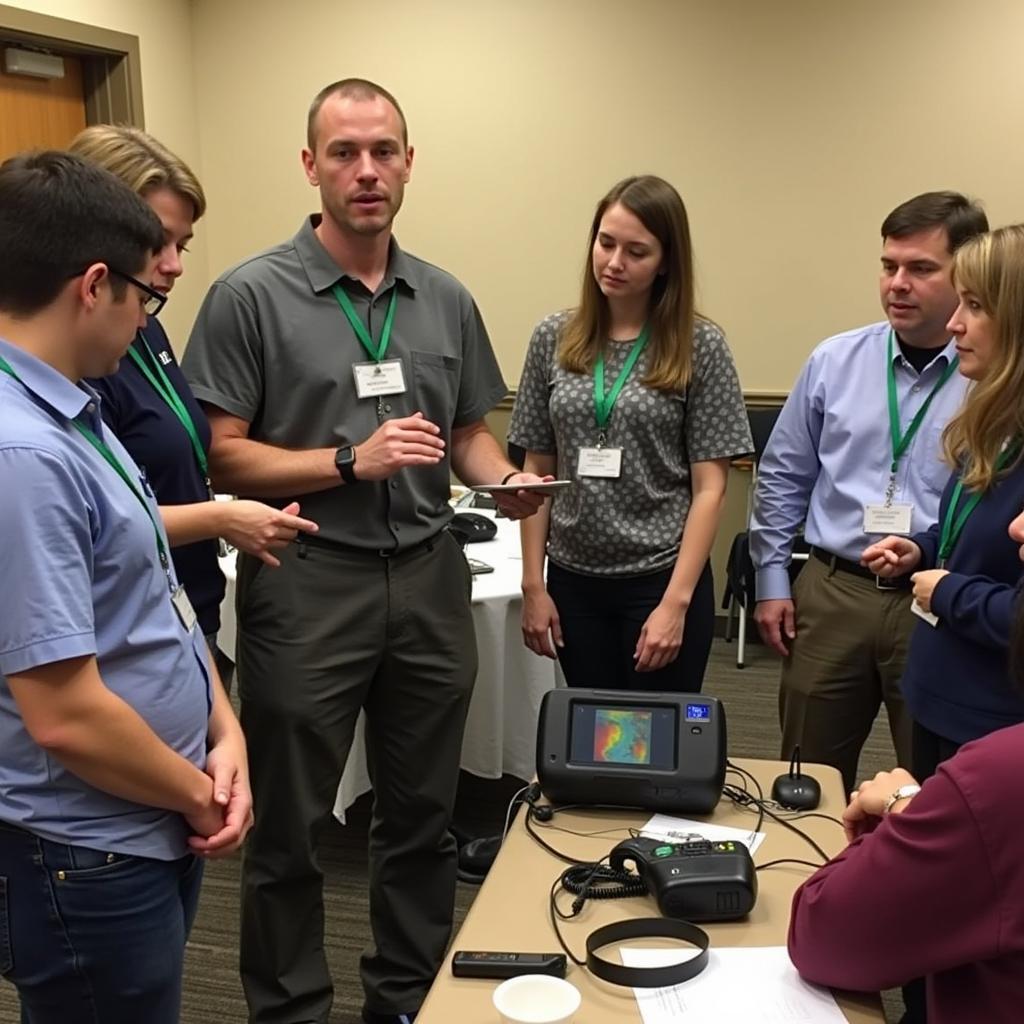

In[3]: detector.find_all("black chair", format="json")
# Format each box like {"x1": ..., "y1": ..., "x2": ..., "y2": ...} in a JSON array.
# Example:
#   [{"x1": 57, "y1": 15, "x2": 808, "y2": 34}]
[
  {"x1": 722, "y1": 403, "x2": 809, "y2": 667},
  {"x1": 722, "y1": 530, "x2": 808, "y2": 668},
  {"x1": 741, "y1": 405, "x2": 784, "y2": 518}
]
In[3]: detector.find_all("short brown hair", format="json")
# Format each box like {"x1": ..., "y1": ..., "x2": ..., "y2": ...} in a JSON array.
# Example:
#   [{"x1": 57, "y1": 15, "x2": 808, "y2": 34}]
[
  {"x1": 306, "y1": 78, "x2": 408, "y2": 151},
  {"x1": 880, "y1": 191, "x2": 987, "y2": 252},
  {"x1": 0, "y1": 151, "x2": 162, "y2": 316}
]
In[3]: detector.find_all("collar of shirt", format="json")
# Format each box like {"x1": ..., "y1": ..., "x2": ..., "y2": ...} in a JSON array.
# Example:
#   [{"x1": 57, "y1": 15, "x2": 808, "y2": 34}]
[
  {"x1": 0, "y1": 336, "x2": 99, "y2": 426},
  {"x1": 890, "y1": 334, "x2": 959, "y2": 374},
  {"x1": 294, "y1": 214, "x2": 420, "y2": 296}
]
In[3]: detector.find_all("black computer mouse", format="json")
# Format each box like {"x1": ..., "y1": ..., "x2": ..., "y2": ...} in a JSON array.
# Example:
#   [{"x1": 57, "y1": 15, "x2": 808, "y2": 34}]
[
  {"x1": 448, "y1": 512, "x2": 497, "y2": 545},
  {"x1": 771, "y1": 772, "x2": 822, "y2": 811}
]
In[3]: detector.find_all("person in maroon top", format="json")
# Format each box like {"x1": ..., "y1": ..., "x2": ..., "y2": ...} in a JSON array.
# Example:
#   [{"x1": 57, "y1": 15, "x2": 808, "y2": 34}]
[{"x1": 788, "y1": 511, "x2": 1024, "y2": 1024}]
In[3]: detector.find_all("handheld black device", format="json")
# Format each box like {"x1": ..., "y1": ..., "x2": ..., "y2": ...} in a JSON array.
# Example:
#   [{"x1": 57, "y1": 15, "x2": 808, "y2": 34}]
[
  {"x1": 771, "y1": 746, "x2": 821, "y2": 811},
  {"x1": 608, "y1": 835, "x2": 757, "y2": 921},
  {"x1": 536, "y1": 689, "x2": 726, "y2": 814},
  {"x1": 451, "y1": 951, "x2": 566, "y2": 979}
]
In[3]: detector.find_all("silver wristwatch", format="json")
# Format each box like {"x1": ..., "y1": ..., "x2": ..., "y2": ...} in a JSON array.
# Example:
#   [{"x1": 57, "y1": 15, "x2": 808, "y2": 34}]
[{"x1": 884, "y1": 783, "x2": 922, "y2": 814}]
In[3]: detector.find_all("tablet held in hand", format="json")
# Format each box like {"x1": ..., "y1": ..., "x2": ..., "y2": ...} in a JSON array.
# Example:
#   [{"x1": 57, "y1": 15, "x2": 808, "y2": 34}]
[{"x1": 469, "y1": 480, "x2": 572, "y2": 494}]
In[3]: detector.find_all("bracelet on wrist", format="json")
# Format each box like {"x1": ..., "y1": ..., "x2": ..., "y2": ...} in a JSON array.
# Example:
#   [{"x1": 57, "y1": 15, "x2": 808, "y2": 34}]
[{"x1": 501, "y1": 471, "x2": 517, "y2": 485}]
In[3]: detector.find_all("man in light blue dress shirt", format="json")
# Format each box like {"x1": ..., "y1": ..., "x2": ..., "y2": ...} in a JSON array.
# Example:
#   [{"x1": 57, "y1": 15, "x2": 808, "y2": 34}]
[
  {"x1": 749, "y1": 192, "x2": 987, "y2": 802},
  {"x1": 0, "y1": 152, "x2": 252, "y2": 1023}
]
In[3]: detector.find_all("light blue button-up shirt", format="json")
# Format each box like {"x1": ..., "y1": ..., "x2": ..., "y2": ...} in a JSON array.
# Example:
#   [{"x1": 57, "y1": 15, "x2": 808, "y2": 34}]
[
  {"x1": 0, "y1": 338, "x2": 212, "y2": 860},
  {"x1": 750, "y1": 321, "x2": 968, "y2": 601}
]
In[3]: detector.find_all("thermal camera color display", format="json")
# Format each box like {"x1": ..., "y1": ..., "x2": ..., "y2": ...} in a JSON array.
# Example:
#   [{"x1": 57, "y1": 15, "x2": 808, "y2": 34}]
[{"x1": 592, "y1": 709, "x2": 652, "y2": 765}]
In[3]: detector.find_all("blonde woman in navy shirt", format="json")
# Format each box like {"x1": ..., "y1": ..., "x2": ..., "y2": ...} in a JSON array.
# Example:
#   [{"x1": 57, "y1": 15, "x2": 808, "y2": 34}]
[
  {"x1": 863, "y1": 224, "x2": 1024, "y2": 779},
  {"x1": 70, "y1": 126, "x2": 317, "y2": 649}
]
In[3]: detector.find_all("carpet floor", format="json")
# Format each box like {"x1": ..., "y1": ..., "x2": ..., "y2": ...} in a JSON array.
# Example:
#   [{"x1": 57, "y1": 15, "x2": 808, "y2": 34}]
[{"x1": 0, "y1": 636, "x2": 905, "y2": 1022}]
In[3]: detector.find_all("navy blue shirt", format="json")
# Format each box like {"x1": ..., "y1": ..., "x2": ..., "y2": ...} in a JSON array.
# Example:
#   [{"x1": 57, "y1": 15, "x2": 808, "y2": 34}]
[
  {"x1": 902, "y1": 456, "x2": 1024, "y2": 744},
  {"x1": 87, "y1": 316, "x2": 223, "y2": 636}
]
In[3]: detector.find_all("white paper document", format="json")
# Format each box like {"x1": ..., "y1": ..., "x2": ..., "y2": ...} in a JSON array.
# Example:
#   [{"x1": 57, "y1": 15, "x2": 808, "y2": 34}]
[
  {"x1": 621, "y1": 946, "x2": 847, "y2": 1023},
  {"x1": 641, "y1": 813, "x2": 767, "y2": 856}
]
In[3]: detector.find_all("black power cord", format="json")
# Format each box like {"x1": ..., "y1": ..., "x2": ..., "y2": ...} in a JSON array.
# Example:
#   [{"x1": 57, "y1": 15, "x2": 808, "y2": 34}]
[
  {"x1": 558, "y1": 862, "x2": 648, "y2": 903},
  {"x1": 527, "y1": 769, "x2": 843, "y2": 970},
  {"x1": 724, "y1": 759, "x2": 834, "y2": 866}
]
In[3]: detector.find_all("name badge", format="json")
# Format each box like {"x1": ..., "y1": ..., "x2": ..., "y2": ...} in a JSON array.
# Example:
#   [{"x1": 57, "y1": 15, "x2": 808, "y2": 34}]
[
  {"x1": 353, "y1": 359, "x2": 406, "y2": 399},
  {"x1": 863, "y1": 503, "x2": 913, "y2": 535},
  {"x1": 910, "y1": 598, "x2": 939, "y2": 628},
  {"x1": 577, "y1": 446, "x2": 622, "y2": 478},
  {"x1": 171, "y1": 585, "x2": 198, "y2": 633}
]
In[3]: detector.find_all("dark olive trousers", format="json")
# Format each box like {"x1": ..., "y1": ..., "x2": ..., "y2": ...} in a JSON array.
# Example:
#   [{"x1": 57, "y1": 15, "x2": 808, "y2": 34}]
[
  {"x1": 235, "y1": 532, "x2": 477, "y2": 1023},
  {"x1": 779, "y1": 552, "x2": 916, "y2": 795}
]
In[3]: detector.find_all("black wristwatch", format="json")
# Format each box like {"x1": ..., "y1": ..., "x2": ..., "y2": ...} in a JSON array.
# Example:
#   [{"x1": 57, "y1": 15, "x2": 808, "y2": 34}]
[{"x1": 334, "y1": 445, "x2": 358, "y2": 484}]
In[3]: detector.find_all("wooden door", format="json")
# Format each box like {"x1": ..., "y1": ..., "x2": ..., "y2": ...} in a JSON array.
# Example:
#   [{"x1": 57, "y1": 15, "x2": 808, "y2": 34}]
[{"x1": 0, "y1": 49, "x2": 87, "y2": 160}]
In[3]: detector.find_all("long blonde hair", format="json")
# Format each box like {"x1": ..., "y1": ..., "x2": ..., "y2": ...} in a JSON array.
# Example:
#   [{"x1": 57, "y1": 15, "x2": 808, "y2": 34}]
[
  {"x1": 943, "y1": 224, "x2": 1024, "y2": 490},
  {"x1": 68, "y1": 124, "x2": 206, "y2": 220},
  {"x1": 559, "y1": 175, "x2": 699, "y2": 392}
]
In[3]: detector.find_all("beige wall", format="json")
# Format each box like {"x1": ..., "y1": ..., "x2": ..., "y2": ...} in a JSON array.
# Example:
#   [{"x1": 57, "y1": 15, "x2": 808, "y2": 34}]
[
  {"x1": 1, "y1": 0, "x2": 208, "y2": 348},
  {"x1": 9, "y1": 0, "x2": 1024, "y2": 610},
  {"x1": 190, "y1": 0, "x2": 1024, "y2": 392},
  {"x1": 10, "y1": 0, "x2": 1024, "y2": 384}
]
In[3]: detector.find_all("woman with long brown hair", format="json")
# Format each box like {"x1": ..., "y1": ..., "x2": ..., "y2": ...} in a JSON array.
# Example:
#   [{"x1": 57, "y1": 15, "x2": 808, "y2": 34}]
[
  {"x1": 863, "y1": 224, "x2": 1024, "y2": 779},
  {"x1": 508, "y1": 175, "x2": 751, "y2": 691}
]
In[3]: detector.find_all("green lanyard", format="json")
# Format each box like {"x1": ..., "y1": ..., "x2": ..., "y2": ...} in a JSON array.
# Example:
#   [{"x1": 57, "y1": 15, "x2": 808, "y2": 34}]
[
  {"x1": 593, "y1": 326, "x2": 650, "y2": 441},
  {"x1": 127, "y1": 331, "x2": 211, "y2": 494},
  {"x1": 0, "y1": 354, "x2": 172, "y2": 581},
  {"x1": 886, "y1": 330, "x2": 959, "y2": 476},
  {"x1": 937, "y1": 445, "x2": 1019, "y2": 566},
  {"x1": 331, "y1": 284, "x2": 398, "y2": 362}
]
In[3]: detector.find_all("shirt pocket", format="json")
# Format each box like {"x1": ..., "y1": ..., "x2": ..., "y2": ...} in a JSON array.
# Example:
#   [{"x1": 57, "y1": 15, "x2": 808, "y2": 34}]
[{"x1": 410, "y1": 350, "x2": 461, "y2": 426}]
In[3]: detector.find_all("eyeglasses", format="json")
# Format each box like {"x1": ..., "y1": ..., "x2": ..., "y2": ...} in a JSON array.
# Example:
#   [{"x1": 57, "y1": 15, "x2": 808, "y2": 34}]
[{"x1": 109, "y1": 269, "x2": 167, "y2": 318}]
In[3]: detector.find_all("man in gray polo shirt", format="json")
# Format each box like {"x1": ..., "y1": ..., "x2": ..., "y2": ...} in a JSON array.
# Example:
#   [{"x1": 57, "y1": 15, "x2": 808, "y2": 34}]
[{"x1": 183, "y1": 78, "x2": 545, "y2": 1024}]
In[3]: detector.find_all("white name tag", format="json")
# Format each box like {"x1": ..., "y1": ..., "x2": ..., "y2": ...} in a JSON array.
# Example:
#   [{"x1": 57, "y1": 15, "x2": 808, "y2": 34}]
[
  {"x1": 172, "y1": 585, "x2": 198, "y2": 633},
  {"x1": 577, "y1": 446, "x2": 622, "y2": 478},
  {"x1": 863, "y1": 503, "x2": 913, "y2": 535},
  {"x1": 353, "y1": 359, "x2": 406, "y2": 398},
  {"x1": 910, "y1": 598, "x2": 939, "y2": 628}
]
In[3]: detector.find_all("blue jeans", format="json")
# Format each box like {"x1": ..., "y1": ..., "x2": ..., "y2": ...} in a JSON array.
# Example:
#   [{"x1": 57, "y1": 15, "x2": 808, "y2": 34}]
[{"x1": 0, "y1": 820, "x2": 203, "y2": 1023}]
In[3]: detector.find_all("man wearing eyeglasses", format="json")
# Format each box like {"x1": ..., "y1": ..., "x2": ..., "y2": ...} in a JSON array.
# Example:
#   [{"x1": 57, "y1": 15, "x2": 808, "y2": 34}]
[
  {"x1": 115, "y1": 268, "x2": 169, "y2": 316},
  {"x1": 0, "y1": 151, "x2": 252, "y2": 1023}
]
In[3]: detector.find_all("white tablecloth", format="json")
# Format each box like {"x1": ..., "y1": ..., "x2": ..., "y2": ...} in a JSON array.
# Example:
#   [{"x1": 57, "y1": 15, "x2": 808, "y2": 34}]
[{"x1": 218, "y1": 512, "x2": 562, "y2": 823}]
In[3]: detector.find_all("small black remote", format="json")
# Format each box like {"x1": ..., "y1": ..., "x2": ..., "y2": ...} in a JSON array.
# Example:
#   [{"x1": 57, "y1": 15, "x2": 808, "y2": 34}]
[{"x1": 451, "y1": 951, "x2": 567, "y2": 979}]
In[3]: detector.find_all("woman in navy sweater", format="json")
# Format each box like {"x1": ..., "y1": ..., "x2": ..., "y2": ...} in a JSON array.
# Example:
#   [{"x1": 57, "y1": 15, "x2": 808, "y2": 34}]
[
  {"x1": 69, "y1": 126, "x2": 317, "y2": 648},
  {"x1": 863, "y1": 224, "x2": 1024, "y2": 778}
]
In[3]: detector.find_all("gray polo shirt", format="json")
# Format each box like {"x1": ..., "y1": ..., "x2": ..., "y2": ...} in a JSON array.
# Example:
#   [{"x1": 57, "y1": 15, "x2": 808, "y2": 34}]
[{"x1": 183, "y1": 217, "x2": 507, "y2": 551}]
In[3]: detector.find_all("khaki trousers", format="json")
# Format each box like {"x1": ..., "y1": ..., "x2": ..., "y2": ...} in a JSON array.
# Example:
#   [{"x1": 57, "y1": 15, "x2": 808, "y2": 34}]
[{"x1": 779, "y1": 553, "x2": 915, "y2": 794}]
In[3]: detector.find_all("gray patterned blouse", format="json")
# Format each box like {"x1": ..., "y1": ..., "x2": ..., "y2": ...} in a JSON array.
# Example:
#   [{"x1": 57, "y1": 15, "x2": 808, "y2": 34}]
[{"x1": 508, "y1": 310, "x2": 753, "y2": 577}]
